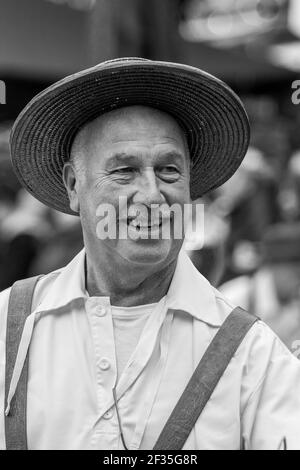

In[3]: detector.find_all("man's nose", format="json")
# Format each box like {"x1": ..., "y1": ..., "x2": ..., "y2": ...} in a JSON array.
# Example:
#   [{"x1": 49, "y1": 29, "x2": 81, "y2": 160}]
[{"x1": 132, "y1": 168, "x2": 166, "y2": 206}]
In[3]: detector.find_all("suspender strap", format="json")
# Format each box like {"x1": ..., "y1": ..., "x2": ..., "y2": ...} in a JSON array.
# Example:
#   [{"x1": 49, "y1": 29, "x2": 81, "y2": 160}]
[
  {"x1": 4, "y1": 275, "x2": 41, "y2": 450},
  {"x1": 4, "y1": 282, "x2": 257, "y2": 451},
  {"x1": 153, "y1": 307, "x2": 259, "y2": 450}
]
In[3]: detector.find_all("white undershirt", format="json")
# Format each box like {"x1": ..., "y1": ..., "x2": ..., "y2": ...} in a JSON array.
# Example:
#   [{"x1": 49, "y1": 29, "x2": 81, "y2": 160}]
[{"x1": 111, "y1": 302, "x2": 158, "y2": 379}]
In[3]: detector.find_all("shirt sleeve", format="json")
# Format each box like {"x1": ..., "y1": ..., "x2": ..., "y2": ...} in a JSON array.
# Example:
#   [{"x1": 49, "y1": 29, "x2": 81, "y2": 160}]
[
  {"x1": 241, "y1": 321, "x2": 300, "y2": 450},
  {"x1": 0, "y1": 287, "x2": 11, "y2": 450}
]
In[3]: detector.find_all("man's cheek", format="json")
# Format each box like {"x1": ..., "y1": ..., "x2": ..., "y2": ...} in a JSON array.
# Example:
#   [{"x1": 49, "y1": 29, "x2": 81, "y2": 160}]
[
  {"x1": 95, "y1": 202, "x2": 118, "y2": 240},
  {"x1": 165, "y1": 179, "x2": 190, "y2": 203}
]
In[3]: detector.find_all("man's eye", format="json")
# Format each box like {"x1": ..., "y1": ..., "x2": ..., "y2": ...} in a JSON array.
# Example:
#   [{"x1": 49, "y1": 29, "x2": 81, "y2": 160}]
[
  {"x1": 160, "y1": 166, "x2": 179, "y2": 173},
  {"x1": 158, "y1": 166, "x2": 180, "y2": 180},
  {"x1": 112, "y1": 167, "x2": 135, "y2": 174}
]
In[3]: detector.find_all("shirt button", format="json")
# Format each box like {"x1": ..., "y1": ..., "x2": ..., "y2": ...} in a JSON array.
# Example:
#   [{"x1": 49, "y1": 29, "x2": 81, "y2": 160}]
[
  {"x1": 99, "y1": 357, "x2": 111, "y2": 370},
  {"x1": 96, "y1": 306, "x2": 107, "y2": 317},
  {"x1": 103, "y1": 408, "x2": 114, "y2": 420}
]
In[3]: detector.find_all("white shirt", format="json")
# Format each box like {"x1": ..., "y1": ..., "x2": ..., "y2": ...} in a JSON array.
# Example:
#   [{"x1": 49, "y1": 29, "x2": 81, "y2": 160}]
[
  {"x1": 111, "y1": 303, "x2": 157, "y2": 378},
  {"x1": 1, "y1": 249, "x2": 300, "y2": 450}
]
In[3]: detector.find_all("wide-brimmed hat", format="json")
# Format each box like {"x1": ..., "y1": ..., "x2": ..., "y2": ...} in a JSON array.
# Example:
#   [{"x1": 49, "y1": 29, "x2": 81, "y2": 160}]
[{"x1": 10, "y1": 57, "x2": 250, "y2": 215}]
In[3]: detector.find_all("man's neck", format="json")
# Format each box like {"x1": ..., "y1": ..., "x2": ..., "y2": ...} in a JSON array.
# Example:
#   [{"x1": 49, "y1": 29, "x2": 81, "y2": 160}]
[{"x1": 84, "y1": 247, "x2": 177, "y2": 307}]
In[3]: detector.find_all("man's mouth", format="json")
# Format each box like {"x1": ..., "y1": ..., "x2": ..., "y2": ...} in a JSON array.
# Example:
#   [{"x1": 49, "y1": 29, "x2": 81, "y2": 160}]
[
  {"x1": 127, "y1": 218, "x2": 163, "y2": 231},
  {"x1": 124, "y1": 206, "x2": 173, "y2": 236}
]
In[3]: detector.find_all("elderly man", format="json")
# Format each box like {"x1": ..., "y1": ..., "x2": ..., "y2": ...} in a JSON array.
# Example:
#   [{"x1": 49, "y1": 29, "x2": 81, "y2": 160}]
[{"x1": 1, "y1": 58, "x2": 300, "y2": 450}]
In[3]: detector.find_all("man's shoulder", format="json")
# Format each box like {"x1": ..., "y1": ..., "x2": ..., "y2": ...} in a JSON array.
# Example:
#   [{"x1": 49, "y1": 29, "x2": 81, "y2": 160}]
[
  {"x1": 213, "y1": 286, "x2": 239, "y2": 319},
  {"x1": 0, "y1": 267, "x2": 63, "y2": 319},
  {"x1": 212, "y1": 285, "x2": 297, "y2": 361},
  {"x1": 210, "y1": 284, "x2": 252, "y2": 326},
  {"x1": 219, "y1": 275, "x2": 252, "y2": 311}
]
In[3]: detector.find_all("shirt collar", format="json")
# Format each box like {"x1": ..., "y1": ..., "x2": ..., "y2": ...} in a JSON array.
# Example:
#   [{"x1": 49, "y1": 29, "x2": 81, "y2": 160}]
[
  {"x1": 166, "y1": 249, "x2": 223, "y2": 327},
  {"x1": 33, "y1": 247, "x2": 222, "y2": 326},
  {"x1": 32, "y1": 248, "x2": 87, "y2": 315}
]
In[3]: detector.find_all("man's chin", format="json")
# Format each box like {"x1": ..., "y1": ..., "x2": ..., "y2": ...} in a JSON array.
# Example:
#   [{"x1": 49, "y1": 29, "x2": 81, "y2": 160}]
[{"x1": 117, "y1": 239, "x2": 173, "y2": 266}]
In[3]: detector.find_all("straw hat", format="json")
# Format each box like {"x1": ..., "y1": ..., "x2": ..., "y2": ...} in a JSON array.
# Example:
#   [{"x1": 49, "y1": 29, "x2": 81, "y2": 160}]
[{"x1": 10, "y1": 58, "x2": 250, "y2": 215}]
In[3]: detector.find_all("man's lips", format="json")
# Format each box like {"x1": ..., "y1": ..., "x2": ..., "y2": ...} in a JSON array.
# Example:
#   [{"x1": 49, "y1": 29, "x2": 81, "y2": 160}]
[{"x1": 126, "y1": 218, "x2": 163, "y2": 230}]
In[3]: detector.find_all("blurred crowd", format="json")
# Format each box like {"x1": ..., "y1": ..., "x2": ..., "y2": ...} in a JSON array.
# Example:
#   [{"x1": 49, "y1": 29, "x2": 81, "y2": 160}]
[
  {"x1": 0, "y1": 130, "x2": 83, "y2": 292},
  {"x1": 1, "y1": 91, "x2": 300, "y2": 353},
  {"x1": 187, "y1": 93, "x2": 300, "y2": 353}
]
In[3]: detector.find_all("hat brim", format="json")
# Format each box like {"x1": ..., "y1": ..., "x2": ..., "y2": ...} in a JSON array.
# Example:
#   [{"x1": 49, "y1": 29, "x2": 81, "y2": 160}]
[{"x1": 10, "y1": 59, "x2": 250, "y2": 215}]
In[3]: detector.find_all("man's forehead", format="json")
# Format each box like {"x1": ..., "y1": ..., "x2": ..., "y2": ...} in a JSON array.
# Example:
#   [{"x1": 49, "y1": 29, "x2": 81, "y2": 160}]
[{"x1": 76, "y1": 105, "x2": 187, "y2": 148}]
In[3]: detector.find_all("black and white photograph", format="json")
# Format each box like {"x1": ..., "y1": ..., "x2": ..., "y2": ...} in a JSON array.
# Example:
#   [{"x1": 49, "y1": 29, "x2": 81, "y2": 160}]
[{"x1": 1, "y1": 0, "x2": 300, "y2": 453}]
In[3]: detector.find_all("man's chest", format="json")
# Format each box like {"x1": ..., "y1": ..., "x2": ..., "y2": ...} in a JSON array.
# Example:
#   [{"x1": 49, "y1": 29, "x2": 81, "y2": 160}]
[{"x1": 26, "y1": 307, "x2": 244, "y2": 450}]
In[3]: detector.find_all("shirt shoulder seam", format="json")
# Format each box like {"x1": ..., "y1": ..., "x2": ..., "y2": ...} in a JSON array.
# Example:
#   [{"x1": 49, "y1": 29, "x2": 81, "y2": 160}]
[{"x1": 214, "y1": 291, "x2": 237, "y2": 310}]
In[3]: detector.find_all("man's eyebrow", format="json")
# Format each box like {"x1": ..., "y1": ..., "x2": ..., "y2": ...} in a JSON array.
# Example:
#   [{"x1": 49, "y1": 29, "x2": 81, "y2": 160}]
[
  {"x1": 105, "y1": 150, "x2": 187, "y2": 168},
  {"x1": 158, "y1": 151, "x2": 187, "y2": 164},
  {"x1": 106, "y1": 153, "x2": 138, "y2": 167}
]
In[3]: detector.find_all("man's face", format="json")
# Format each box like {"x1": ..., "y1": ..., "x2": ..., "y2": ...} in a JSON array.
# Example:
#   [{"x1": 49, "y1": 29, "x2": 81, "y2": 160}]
[{"x1": 64, "y1": 105, "x2": 191, "y2": 268}]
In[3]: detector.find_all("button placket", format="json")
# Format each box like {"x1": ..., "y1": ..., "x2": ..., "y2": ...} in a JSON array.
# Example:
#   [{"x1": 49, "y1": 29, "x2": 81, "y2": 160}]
[
  {"x1": 99, "y1": 357, "x2": 111, "y2": 371},
  {"x1": 85, "y1": 297, "x2": 117, "y2": 429},
  {"x1": 97, "y1": 306, "x2": 107, "y2": 317}
]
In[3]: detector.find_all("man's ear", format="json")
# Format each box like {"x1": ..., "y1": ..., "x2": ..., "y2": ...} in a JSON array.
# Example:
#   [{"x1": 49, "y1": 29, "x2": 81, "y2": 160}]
[{"x1": 62, "y1": 162, "x2": 80, "y2": 214}]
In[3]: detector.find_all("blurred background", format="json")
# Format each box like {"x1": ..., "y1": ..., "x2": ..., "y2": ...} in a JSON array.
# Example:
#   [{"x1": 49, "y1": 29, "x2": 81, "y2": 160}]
[{"x1": 1, "y1": 0, "x2": 300, "y2": 351}]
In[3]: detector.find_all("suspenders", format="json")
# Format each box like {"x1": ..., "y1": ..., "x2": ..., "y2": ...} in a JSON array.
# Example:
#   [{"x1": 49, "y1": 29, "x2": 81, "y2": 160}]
[
  {"x1": 153, "y1": 308, "x2": 258, "y2": 450},
  {"x1": 4, "y1": 278, "x2": 258, "y2": 450},
  {"x1": 4, "y1": 276, "x2": 41, "y2": 451}
]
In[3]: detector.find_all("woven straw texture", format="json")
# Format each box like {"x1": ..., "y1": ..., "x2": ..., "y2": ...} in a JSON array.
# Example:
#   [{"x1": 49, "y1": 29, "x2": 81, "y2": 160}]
[{"x1": 10, "y1": 59, "x2": 250, "y2": 215}]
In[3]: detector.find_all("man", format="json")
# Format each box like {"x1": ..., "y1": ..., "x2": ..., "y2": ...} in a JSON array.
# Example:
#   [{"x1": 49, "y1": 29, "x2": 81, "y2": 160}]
[{"x1": 1, "y1": 58, "x2": 300, "y2": 450}]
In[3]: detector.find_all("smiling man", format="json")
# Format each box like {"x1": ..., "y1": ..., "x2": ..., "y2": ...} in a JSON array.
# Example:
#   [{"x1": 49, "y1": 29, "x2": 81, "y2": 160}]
[
  {"x1": 65, "y1": 105, "x2": 191, "y2": 296},
  {"x1": 1, "y1": 58, "x2": 300, "y2": 450}
]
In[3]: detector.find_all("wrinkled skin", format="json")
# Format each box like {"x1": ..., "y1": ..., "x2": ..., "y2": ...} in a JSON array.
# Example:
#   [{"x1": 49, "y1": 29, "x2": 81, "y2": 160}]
[{"x1": 63, "y1": 106, "x2": 191, "y2": 306}]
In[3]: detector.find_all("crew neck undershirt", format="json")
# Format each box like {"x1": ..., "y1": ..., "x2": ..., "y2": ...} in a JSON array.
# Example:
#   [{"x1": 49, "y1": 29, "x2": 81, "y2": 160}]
[{"x1": 111, "y1": 302, "x2": 158, "y2": 379}]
